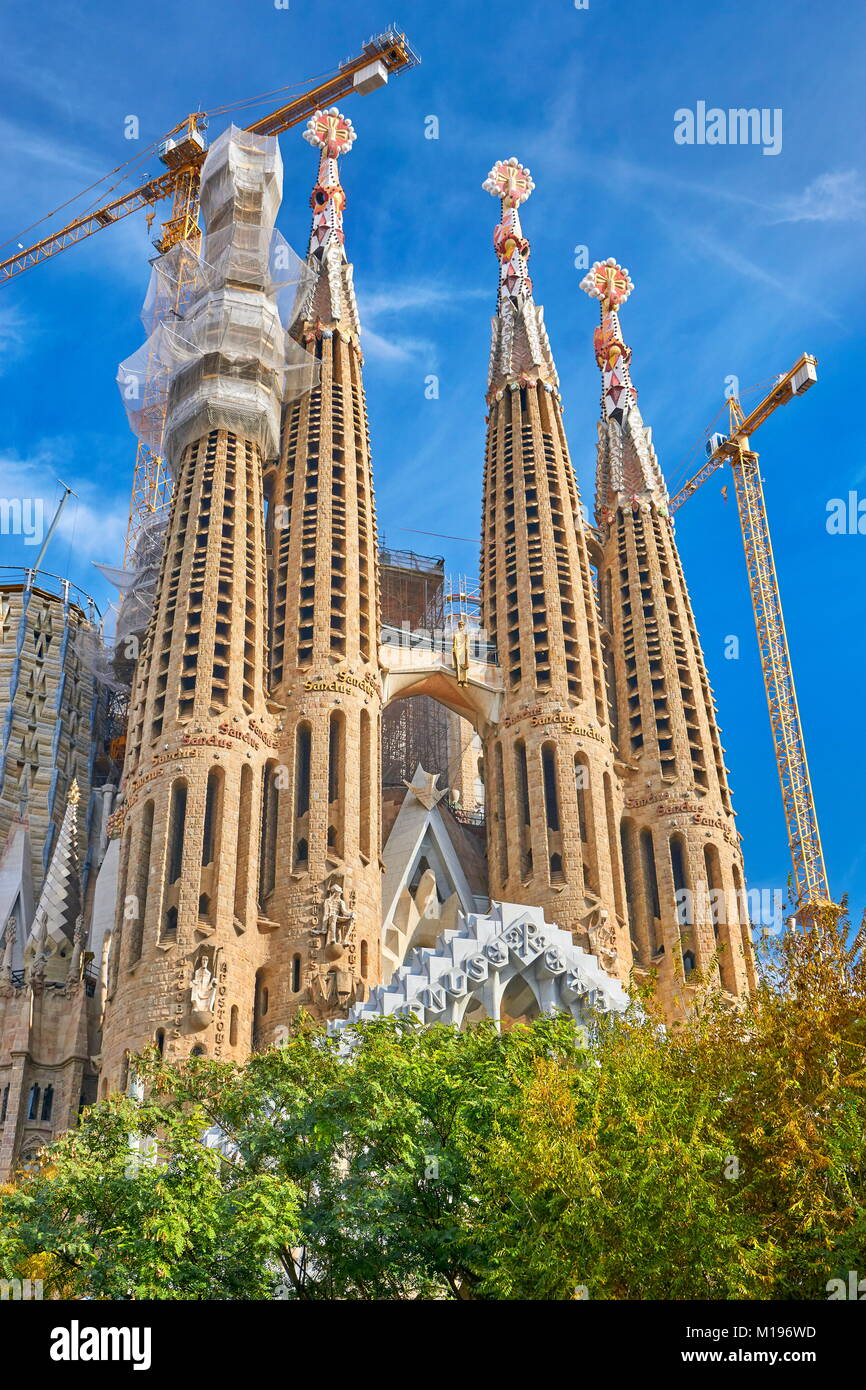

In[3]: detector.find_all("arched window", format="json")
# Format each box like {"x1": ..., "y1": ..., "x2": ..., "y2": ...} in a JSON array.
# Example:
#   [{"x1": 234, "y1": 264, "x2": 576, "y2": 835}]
[
  {"x1": 258, "y1": 761, "x2": 278, "y2": 907},
  {"x1": 514, "y1": 739, "x2": 532, "y2": 878},
  {"x1": 234, "y1": 763, "x2": 253, "y2": 925},
  {"x1": 255, "y1": 969, "x2": 269, "y2": 1018},
  {"x1": 166, "y1": 780, "x2": 187, "y2": 886},
  {"x1": 291, "y1": 955, "x2": 301, "y2": 993},
  {"x1": 575, "y1": 756, "x2": 590, "y2": 842},
  {"x1": 294, "y1": 723, "x2": 312, "y2": 868},
  {"x1": 495, "y1": 740, "x2": 508, "y2": 882},
  {"x1": 0, "y1": 1084, "x2": 9, "y2": 1123},
  {"x1": 202, "y1": 766, "x2": 223, "y2": 867},
  {"x1": 541, "y1": 743, "x2": 560, "y2": 832},
  {"x1": 27, "y1": 1085, "x2": 39, "y2": 1120},
  {"x1": 670, "y1": 834, "x2": 689, "y2": 925},
  {"x1": 683, "y1": 949, "x2": 696, "y2": 977},
  {"x1": 576, "y1": 755, "x2": 599, "y2": 895},
  {"x1": 295, "y1": 722, "x2": 311, "y2": 818},
  {"x1": 514, "y1": 740, "x2": 530, "y2": 827},
  {"x1": 155, "y1": 1029, "x2": 165, "y2": 1056},
  {"x1": 705, "y1": 843, "x2": 736, "y2": 992},
  {"x1": 603, "y1": 772, "x2": 625, "y2": 922},
  {"x1": 359, "y1": 707, "x2": 371, "y2": 860},
  {"x1": 130, "y1": 800, "x2": 154, "y2": 964},
  {"x1": 229, "y1": 1006, "x2": 239, "y2": 1047},
  {"x1": 163, "y1": 779, "x2": 188, "y2": 936},
  {"x1": 41, "y1": 1085, "x2": 54, "y2": 1122},
  {"x1": 640, "y1": 827, "x2": 661, "y2": 921},
  {"x1": 360, "y1": 939, "x2": 368, "y2": 979}
]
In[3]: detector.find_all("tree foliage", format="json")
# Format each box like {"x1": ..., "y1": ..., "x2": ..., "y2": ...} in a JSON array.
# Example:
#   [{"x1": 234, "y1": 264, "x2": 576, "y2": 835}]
[{"x1": 1, "y1": 905, "x2": 864, "y2": 1299}]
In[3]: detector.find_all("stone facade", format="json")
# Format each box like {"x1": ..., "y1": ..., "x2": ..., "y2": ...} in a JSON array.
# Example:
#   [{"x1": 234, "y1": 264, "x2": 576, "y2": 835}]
[
  {"x1": 0, "y1": 131, "x2": 761, "y2": 1176},
  {"x1": 582, "y1": 257, "x2": 756, "y2": 1015},
  {"x1": 479, "y1": 160, "x2": 629, "y2": 977}
]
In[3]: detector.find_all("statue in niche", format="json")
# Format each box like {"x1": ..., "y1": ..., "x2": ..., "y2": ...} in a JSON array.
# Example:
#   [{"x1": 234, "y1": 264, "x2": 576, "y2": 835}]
[
  {"x1": 322, "y1": 882, "x2": 355, "y2": 949},
  {"x1": 451, "y1": 617, "x2": 470, "y2": 686},
  {"x1": 586, "y1": 905, "x2": 618, "y2": 970},
  {"x1": 69, "y1": 917, "x2": 86, "y2": 982},
  {"x1": 2, "y1": 916, "x2": 16, "y2": 974},
  {"x1": 303, "y1": 960, "x2": 324, "y2": 1005},
  {"x1": 190, "y1": 953, "x2": 217, "y2": 1019}
]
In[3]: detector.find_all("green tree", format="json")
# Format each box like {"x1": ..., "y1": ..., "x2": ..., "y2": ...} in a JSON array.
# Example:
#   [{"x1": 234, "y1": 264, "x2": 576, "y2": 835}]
[{"x1": 1, "y1": 905, "x2": 863, "y2": 1300}]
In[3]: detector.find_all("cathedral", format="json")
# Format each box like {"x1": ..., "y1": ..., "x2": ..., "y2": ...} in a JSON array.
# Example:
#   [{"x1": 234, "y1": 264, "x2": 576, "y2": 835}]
[{"x1": 0, "y1": 111, "x2": 756, "y2": 1178}]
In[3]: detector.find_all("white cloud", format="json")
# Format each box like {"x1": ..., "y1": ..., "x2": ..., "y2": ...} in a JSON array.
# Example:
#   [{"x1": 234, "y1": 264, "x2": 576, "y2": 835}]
[
  {"x1": 0, "y1": 446, "x2": 128, "y2": 564},
  {"x1": 357, "y1": 281, "x2": 488, "y2": 367},
  {"x1": 0, "y1": 306, "x2": 32, "y2": 372},
  {"x1": 361, "y1": 327, "x2": 437, "y2": 365},
  {"x1": 769, "y1": 170, "x2": 866, "y2": 224}
]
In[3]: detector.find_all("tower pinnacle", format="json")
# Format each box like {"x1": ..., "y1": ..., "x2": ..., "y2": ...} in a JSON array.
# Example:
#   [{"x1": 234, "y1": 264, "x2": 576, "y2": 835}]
[
  {"x1": 581, "y1": 257, "x2": 667, "y2": 519},
  {"x1": 300, "y1": 107, "x2": 360, "y2": 336},
  {"x1": 580, "y1": 257, "x2": 637, "y2": 423},
  {"x1": 483, "y1": 157, "x2": 555, "y2": 394}
]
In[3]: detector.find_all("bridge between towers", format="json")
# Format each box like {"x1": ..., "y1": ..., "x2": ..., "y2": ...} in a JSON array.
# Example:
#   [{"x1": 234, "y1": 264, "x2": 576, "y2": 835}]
[{"x1": 379, "y1": 625, "x2": 503, "y2": 735}]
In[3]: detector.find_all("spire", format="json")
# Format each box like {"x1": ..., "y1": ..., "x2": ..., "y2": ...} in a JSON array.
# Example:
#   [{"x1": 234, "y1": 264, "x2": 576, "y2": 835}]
[
  {"x1": 580, "y1": 258, "x2": 668, "y2": 521},
  {"x1": 299, "y1": 107, "x2": 361, "y2": 339},
  {"x1": 483, "y1": 157, "x2": 557, "y2": 396},
  {"x1": 25, "y1": 778, "x2": 81, "y2": 973}
]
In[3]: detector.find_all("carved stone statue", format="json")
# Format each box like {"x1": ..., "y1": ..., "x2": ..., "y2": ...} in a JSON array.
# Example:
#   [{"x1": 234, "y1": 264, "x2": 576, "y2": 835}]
[
  {"x1": 323, "y1": 883, "x2": 355, "y2": 948},
  {"x1": 190, "y1": 955, "x2": 217, "y2": 1017},
  {"x1": 69, "y1": 916, "x2": 86, "y2": 981},
  {"x1": 2, "y1": 916, "x2": 16, "y2": 975},
  {"x1": 451, "y1": 617, "x2": 470, "y2": 686},
  {"x1": 587, "y1": 905, "x2": 618, "y2": 970},
  {"x1": 303, "y1": 960, "x2": 324, "y2": 1005}
]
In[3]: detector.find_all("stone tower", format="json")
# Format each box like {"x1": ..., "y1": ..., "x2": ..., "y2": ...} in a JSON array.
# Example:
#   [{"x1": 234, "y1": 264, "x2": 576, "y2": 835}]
[
  {"x1": 261, "y1": 108, "x2": 382, "y2": 1037},
  {"x1": 99, "y1": 126, "x2": 287, "y2": 1087},
  {"x1": 581, "y1": 258, "x2": 755, "y2": 1009},
  {"x1": 0, "y1": 782, "x2": 98, "y2": 1181},
  {"x1": 479, "y1": 160, "x2": 628, "y2": 968},
  {"x1": 0, "y1": 575, "x2": 106, "y2": 898}
]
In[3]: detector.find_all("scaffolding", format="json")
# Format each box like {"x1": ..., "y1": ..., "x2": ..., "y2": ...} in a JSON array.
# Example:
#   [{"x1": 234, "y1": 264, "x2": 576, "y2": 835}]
[
  {"x1": 379, "y1": 547, "x2": 450, "y2": 787},
  {"x1": 379, "y1": 548, "x2": 485, "y2": 814}
]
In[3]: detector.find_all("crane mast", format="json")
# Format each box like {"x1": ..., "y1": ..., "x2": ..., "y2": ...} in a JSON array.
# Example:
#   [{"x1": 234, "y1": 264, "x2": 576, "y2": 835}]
[{"x1": 670, "y1": 356, "x2": 833, "y2": 917}]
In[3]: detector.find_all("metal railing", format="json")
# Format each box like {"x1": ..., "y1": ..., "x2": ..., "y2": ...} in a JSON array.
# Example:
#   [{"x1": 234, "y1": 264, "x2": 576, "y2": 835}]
[{"x1": 380, "y1": 623, "x2": 499, "y2": 666}]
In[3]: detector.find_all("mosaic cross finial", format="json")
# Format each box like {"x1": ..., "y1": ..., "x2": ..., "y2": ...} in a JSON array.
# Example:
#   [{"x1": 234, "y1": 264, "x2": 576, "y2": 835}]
[
  {"x1": 482, "y1": 156, "x2": 535, "y2": 208},
  {"x1": 580, "y1": 257, "x2": 634, "y2": 311},
  {"x1": 303, "y1": 107, "x2": 357, "y2": 159}
]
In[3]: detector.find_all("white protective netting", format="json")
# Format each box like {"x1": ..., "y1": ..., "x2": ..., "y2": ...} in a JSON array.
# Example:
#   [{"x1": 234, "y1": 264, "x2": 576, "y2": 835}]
[
  {"x1": 115, "y1": 509, "x2": 168, "y2": 649},
  {"x1": 117, "y1": 125, "x2": 317, "y2": 470}
]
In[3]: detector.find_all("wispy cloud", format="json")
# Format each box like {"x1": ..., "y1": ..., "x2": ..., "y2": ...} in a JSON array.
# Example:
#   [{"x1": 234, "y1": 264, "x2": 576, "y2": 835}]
[
  {"x1": 0, "y1": 306, "x2": 32, "y2": 372},
  {"x1": 768, "y1": 170, "x2": 866, "y2": 224},
  {"x1": 0, "y1": 446, "x2": 128, "y2": 563},
  {"x1": 358, "y1": 281, "x2": 488, "y2": 367},
  {"x1": 361, "y1": 327, "x2": 438, "y2": 365}
]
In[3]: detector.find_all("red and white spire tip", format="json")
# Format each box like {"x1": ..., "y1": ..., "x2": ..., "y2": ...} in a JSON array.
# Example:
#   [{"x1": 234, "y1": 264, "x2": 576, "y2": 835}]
[
  {"x1": 580, "y1": 257, "x2": 634, "y2": 311},
  {"x1": 581, "y1": 259, "x2": 637, "y2": 422},
  {"x1": 482, "y1": 157, "x2": 535, "y2": 206},
  {"x1": 303, "y1": 107, "x2": 357, "y2": 158}
]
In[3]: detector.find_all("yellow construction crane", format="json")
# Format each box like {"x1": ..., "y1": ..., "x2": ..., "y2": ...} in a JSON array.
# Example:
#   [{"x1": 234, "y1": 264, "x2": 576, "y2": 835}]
[
  {"x1": 668, "y1": 353, "x2": 834, "y2": 919},
  {"x1": 0, "y1": 28, "x2": 419, "y2": 562}
]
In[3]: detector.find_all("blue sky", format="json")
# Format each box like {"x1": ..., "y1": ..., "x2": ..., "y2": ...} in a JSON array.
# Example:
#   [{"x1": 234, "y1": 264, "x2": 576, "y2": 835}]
[{"x1": 1, "y1": 0, "x2": 864, "y2": 919}]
